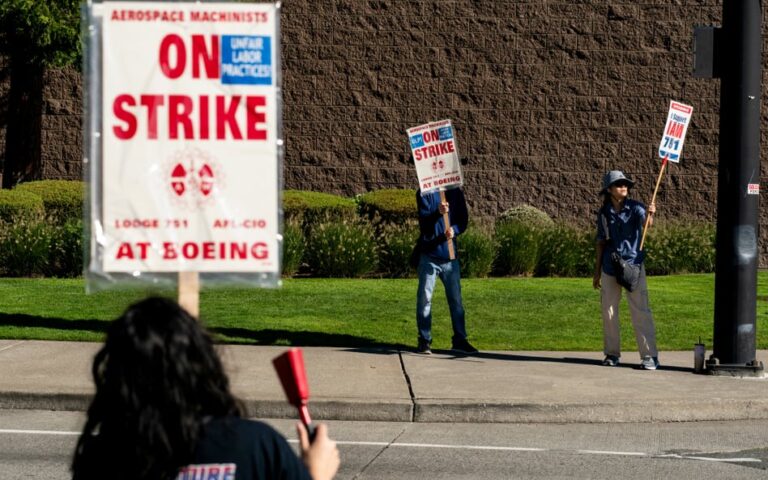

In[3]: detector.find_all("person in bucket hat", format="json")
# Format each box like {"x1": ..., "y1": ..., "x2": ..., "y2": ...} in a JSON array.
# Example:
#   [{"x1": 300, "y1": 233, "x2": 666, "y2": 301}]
[{"x1": 594, "y1": 171, "x2": 660, "y2": 370}]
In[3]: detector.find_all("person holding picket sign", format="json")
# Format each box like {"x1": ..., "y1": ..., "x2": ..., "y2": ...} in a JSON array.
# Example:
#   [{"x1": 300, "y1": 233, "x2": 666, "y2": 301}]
[
  {"x1": 414, "y1": 187, "x2": 478, "y2": 355},
  {"x1": 593, "y1": 171, "x2": 659, "y2": 370}
]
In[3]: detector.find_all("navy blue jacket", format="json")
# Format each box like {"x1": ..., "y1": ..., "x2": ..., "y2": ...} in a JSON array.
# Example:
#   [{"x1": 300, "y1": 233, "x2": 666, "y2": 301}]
[
  {"x1": 417, "y1": 188, "x2": 469, "y2": 261},
  {"x1": 596, "y1": 199, "x2": 647, "y2": 275}
]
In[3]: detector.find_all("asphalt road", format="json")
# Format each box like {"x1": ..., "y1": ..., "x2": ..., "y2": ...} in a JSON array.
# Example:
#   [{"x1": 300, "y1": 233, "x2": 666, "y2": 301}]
[{"x1": 1, "y1": 410, "x2": 767, "y2": 479}]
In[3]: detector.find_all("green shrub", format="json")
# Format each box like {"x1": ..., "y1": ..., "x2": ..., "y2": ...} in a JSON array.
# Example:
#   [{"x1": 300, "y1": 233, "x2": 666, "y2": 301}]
[
  {"x1": 0, "y1": 219, "x2": 52, "y2": 276},
  {"x1": 45, "y1": 218, "x2": 83, "y2": 277},
  {"x1": 0, "y1": 188, "x2": 45, "y2": 224},
  {"x1": 357, "y1": 189, "x2": 418, "y2": 227},
  {"x1": 536, "y1": 225, "x2": 594, "y2": 277},
  {"x1": 377, "y1": 223, "x2": 419, "y2": 278},
  {"x1": 494, "y1": 221, "x2": 543, "y2": 276},
  {"x1": 305, "y1": 221, "x2": 378, "y2": 277},
  {"x1": 283, "y1": 190, "x2": 357, "y2": 234},
  {"x1": 281, "y1": 222, "x2": 305, "y2": 277},
  {"x1": 458, "y1": 228, "x2": 496, "y2": 278},
  {"x1": 644, "y1": 222, "x2": 715, "y2": 275},
  {"x1": 498, "y1": 204, "x2": 555, "y2": 229},
  {"x1": 15, "y1": 180, "x2": 84, "y2": 224}
]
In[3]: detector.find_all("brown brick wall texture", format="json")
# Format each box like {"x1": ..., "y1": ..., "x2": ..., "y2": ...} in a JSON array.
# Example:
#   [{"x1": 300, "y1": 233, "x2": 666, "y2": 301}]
[{"x1": 3, "y1": 1, "x2": 768, "y2": 263}]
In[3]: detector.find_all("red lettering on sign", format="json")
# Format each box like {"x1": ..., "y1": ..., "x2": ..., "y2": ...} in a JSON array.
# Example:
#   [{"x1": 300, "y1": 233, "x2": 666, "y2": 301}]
[
  {"x1": 216, "y1": 96, "x2": 242, "y2": 139},
  {"x1": 159, "y1": 34, "x2": 186, "y2": 79},
  {"x1": 113, "y1": 95, "x2": 137, "y2": 139},
  {"x1": 169, "y1": 95, "x2": 194, "y2": 139},
  {"x1": 191, "y1": 34, "x2": 220, "y2": 79}
]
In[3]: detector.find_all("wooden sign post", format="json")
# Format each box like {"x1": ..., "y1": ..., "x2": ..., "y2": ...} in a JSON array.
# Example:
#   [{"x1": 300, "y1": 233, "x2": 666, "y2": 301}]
[
  {"x1": 178, "y1": 272, "x2": 200, "y2": 319},
  {"x1": 439, "y1": 190, "x2": 456, "y2": 259}
]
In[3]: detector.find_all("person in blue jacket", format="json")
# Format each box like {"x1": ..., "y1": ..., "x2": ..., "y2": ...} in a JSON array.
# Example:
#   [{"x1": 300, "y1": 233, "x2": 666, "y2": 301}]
[{"x1": 415, "y1": 187, "x2": 477, "y2": 355}]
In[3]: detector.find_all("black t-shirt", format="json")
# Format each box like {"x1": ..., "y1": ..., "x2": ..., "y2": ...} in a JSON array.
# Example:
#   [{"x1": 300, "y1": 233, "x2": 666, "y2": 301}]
[{"x1": 177, "y1": 417, "x2": 311, "y2": 480}]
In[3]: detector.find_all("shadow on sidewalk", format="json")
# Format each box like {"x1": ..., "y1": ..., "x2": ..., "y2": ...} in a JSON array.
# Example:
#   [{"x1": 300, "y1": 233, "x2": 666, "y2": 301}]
[
  {"x1": 347, "y1": 346, "x2": 692, "y2": 373},
  {"x1": 468, "y1": 351, "x2": 692, "y2": 373},
  {"x1": 211, "y1": 326, "x2": 411, "y2": 350},
  {"x1": 0, "y1": 313, "x2": 108, "y2": 334}
]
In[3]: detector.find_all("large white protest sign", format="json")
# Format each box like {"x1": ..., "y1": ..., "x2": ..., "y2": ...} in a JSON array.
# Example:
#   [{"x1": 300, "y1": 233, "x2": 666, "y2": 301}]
[
  {"x1": 658, "y1": 101, "x2": 693, "y2": 163},
  {"x1": 97, "y1": 2, "x2": 279, "y2": 274},
  {"x1": 407, "y1": 120, "x2": 463, "y2": 194}
]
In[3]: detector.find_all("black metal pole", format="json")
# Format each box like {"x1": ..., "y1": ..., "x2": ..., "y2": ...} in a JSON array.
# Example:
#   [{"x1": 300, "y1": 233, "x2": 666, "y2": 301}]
[{"x1": 710, "y1": 0, "x2": 764, "y2": 375}]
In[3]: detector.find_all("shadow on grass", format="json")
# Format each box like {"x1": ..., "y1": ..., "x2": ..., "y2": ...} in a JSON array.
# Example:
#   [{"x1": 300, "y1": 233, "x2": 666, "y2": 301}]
[
  {"x1": 209, "y1": 327, "x2": 411, "y2": 350},
  {"x1": 0, "y1": 313, "x2": 108, "y2": 334}
]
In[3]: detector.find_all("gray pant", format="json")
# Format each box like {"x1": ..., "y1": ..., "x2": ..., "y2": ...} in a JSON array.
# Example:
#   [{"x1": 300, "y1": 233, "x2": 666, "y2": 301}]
[{"x1": 601, "y1": 268, "x2": 658, "y2": 359}]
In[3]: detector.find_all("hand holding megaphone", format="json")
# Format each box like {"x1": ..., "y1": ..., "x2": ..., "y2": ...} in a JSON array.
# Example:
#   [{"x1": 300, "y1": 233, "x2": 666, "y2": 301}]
[{"x1": 273, "y1": 348, "x2": 316, "y2": 441}]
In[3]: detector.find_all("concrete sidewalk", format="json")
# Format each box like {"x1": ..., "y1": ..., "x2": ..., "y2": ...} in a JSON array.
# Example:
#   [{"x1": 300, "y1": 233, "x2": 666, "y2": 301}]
[{"x1": 0, "y1": 339, "x2": 766, "y2": 423}]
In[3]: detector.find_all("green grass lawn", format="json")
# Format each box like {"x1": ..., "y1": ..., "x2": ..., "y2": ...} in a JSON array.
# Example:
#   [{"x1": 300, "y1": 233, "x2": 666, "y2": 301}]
[{"x1": 1, "y1": 274, "x2": 767, "y2": 351}]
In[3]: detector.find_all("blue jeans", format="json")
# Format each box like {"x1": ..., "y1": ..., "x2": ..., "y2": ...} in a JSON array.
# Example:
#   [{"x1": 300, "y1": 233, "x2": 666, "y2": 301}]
[{"x1": 416, "y1": 254, "x2": 467, "y2": 342}]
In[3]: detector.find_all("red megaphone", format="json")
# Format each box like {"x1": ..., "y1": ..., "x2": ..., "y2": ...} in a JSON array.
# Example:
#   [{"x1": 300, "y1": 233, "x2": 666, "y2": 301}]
[{"x1": 273, "y1": 348, "x2": 316, "y2": 439}]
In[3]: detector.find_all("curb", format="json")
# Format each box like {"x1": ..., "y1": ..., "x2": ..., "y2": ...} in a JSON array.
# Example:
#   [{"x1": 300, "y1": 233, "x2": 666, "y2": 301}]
[{"x1": 4, "y1": 392, "x2": 768, "y2": 424}]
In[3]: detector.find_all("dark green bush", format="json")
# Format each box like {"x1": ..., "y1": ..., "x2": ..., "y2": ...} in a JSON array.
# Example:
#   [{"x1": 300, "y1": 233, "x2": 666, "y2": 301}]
[
  {"x1": 536, "y1": 225, "x2": 594, "y2": 277},
  {"x1": 0, "y1": 219, "x2": 52, "y2": 276},
  {"x1": 305, "y1": 221, "x2": 378, "y2": 277},
  {"x1": 644, "y1": 222, "x2": 715, "y2": 275},
  {"x1": 45, "y1": 218, "x2": 83, "y2": 277},
  {"x1": 0, "y1": 188, "x2": 45, "y2": 224},
  {"x1": 15, "y1": 180, "x2": 84, "y2": 224},
  {"x1": 376, "y1": 223, "x2": 419, "y2": 278},
  {"x1": 281, "y1": 222, "x2": 305, "y2": 277},
  {"x1": 283, "y1": 190, "x2": 357, "y2": 234},
  {"x1": 498, "y1": 204, "x2": 555, "y2": 229},
  {"x1": 458, "y1": 228, "x2": 496, "y2": 278},
  {"x1": 357, "y1": 189, "x2": 418, "y2": 227},
  {"x1": 494, "y1": 221, "x2": 543, "y2": 276}
]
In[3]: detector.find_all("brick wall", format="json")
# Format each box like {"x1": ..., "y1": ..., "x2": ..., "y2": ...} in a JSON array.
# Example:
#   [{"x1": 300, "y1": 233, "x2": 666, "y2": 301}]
[
  {"x1": 6, "y1": 0, "x2": 768, "y2": 262},
  {"x1": 39, "y1": 67, "x2": 82, "y2": 180},
  {"x1": 281, "y1": 1, "x2": 726, "y2": 225}
]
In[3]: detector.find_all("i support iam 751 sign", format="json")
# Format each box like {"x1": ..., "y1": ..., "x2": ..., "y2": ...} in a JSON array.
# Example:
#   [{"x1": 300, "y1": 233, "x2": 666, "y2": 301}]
[
  {"x1": 97, "y1": 2, "x2": 279, "y2": 273},
  {"x1": 407, "y1": 120, "x2": 463, "y2": 194},
  {"x1": 658, "y1": 101, "x2": 693, "y2": 163}
]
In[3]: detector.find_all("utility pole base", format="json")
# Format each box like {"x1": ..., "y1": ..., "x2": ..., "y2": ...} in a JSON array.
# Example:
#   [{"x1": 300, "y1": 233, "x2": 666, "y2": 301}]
[{"x1": 705, "y1": 357, "x2": 764, "y2": 377}]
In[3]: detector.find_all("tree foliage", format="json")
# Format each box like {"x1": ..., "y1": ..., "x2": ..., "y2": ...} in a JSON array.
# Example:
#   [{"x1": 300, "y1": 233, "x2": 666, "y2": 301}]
[{"x1": 0, "y1": 0, "x2": 81, "y2": 67}]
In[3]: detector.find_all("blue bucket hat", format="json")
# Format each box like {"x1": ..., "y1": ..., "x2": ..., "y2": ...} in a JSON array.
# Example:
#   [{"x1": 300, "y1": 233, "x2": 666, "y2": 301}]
[{"x1": 601, "y1": 170, "x2": 634, "y2": 194}]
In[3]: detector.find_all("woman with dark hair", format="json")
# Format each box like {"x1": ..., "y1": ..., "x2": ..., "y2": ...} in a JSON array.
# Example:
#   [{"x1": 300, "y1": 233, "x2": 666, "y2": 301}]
[
  {"x1": 71, "y1": 297, "x2": 339, "y2": 480},
  {"x1": 593, "y1": 171, "x2": 660, "y2": 371}
]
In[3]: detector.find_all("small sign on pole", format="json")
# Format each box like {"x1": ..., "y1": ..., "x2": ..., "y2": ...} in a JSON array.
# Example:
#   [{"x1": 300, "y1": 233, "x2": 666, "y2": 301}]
[
  {"x1": 407, "y1": 120, "x2": 463, "y2": 260},
  {"x1": 641, "y1": 101, "x2": 694, "y2": 250},
  {"x1": 658, "y1": 101, "x2": 694, "y2": 162}
]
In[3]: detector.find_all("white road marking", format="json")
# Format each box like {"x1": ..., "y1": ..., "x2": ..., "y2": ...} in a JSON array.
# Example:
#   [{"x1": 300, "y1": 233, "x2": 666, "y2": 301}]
[
  {"x1": 0, "y1": 429, "x2": 762, "y2": 463},
  {"x1": 0, "y1": 429, "x2": 79, "y2": 436}
]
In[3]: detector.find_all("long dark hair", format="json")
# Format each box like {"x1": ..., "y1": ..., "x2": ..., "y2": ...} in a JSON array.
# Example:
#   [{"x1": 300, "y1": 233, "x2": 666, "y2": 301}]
[{"x1": 71, "y1": 297, "x2": 242, "y2": 480}]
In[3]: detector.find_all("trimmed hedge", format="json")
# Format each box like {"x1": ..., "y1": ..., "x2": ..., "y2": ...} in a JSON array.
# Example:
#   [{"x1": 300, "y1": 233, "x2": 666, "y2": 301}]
[
  {"x1": 357, "y1": 189, "x2": 418, "y2": 227},
  {"x1": 283, "y1": 190, "x2": 357, "y2": 233},
  {"x1": 281, "y1": 222, "x2": 305, "y2": 277},
  {"x1": 376, "y1": 223, "x2": 419, "y2": 278},
  {"x1": 536, "y1": 225, "x2": 594, "y2": 277},
  {"x1": 14, "y1": 180, "x2": 84, "y2": 223},
  {"x1": 0, "y1": 188, "x2": 45, "y2": 224},
  {"x1": 458, "y1": 228, "x2": 496, "y2": 278},
  {"x1": 494, "y1": 221, "x2": 543, "y2": 276},
  {"x1": 498, "y1": 204, "x2": 555, "y2": 229},
  {"x1": 305, "y1": 221, "x2": 378, "y2": 277},
  {"x1": 644, "y1": 221, "x2": 716, "y2": 275}
]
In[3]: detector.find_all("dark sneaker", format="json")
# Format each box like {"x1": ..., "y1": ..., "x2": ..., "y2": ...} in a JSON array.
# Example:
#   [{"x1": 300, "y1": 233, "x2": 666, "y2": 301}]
[
  {"x1": 640, "y1": 355, "x2": 659, "y2": 370},
  {"x1": 416, "y1": 338, "x2": 432, "y2": 355},
  {"x1": 602, "y1": 355, "x2": 620, "y2": 367},
  {"x1": 451, "y1": 337, "x2": 478, "y2": 354}
]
